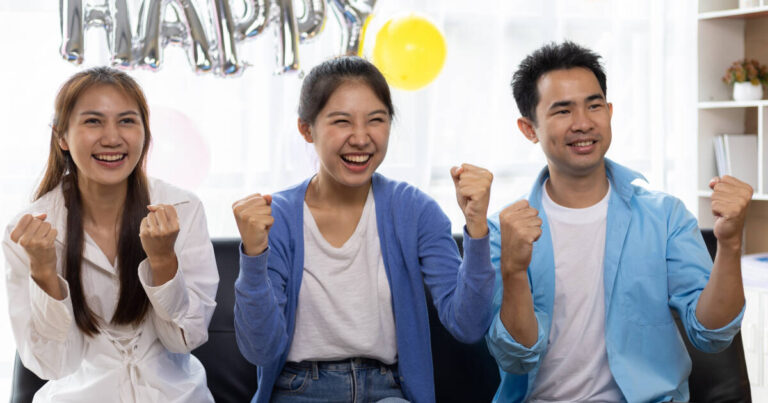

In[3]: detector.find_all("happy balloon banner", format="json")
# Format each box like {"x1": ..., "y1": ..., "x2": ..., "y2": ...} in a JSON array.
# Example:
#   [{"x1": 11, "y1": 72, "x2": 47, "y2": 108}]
[{"x1": 60, "y1": 0, "x2": 376, "y2": 76}]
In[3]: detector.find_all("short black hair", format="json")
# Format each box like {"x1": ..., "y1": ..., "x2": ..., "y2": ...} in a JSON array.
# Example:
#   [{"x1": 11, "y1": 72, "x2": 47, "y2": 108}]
[
  {"x1": 512, "y1": 41, "x2": 607, "y2": 123},
  {"x1": 299, "y1": 56, "x2": 394, "y2": 124}
]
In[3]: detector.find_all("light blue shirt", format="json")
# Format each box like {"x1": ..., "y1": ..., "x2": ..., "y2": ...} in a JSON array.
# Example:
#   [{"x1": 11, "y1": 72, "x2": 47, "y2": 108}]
[{"x1": 486, "y1": 159, "x2": 744, "y2": 403}]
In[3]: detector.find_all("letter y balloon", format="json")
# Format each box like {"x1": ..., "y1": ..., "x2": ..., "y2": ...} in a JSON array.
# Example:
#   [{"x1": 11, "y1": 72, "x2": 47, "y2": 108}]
[{"x1": 59, "y1": 0, "x2": 377, "y2": 77}]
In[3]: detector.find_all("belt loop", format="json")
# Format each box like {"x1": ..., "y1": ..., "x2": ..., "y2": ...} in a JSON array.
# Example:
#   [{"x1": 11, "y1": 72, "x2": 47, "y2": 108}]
[
  {"x1": 380, "y1": 364, "x2": 387, "y2": 374},
  {"x1": 312, "y1": 361, "x2": 319, "y2": 380}
]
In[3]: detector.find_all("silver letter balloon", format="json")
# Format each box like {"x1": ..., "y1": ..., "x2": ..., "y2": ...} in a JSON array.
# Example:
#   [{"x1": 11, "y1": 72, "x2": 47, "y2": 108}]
[{"x1": 59, "y1": 0, "x2": 377, "y2": 77}]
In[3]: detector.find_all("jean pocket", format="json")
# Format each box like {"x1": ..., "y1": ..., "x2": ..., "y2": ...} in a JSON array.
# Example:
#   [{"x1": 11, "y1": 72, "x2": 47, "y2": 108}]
[
  {"x1": 274, "y1": 366, "x2": 311, "y2": 393},
  {"x1": 384, "y1": 367, "x2": 402, "y2": 389}
]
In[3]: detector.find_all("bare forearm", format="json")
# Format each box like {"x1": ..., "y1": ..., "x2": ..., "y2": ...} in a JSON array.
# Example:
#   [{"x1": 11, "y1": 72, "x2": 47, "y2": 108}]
[
  {"x1": 148, "y1": 254, "x2": 178, "y2": 286},
  {"x1": 696, "y1": 241, "x2": 745, "y2": 329},
  {"x1": 30, "y1": 263, "x2": 64, "y2": 300},
  {"x1": 499, "y1": 270, "x2": 538, "y2": 348}
]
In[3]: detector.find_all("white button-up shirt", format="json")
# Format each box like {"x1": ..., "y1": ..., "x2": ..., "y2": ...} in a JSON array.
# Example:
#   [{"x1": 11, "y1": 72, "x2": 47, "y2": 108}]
[{"x1": 3, "y1": 179, "x2": 219, "y2": 403}]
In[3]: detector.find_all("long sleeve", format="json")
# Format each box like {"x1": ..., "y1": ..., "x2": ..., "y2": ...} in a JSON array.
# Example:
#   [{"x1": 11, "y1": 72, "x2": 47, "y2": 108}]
[
  {"x1": 138, "y1": 198, "x2": 219, "y2": 353},
  {"x1": 233, "y1": 202, "x2": 293, "y2": 366},
  {"x1": 666, "y1": 199, "x2": 744, "y2": 353},
  {"x1": 418, "y1": 198, "x2": 495, "y2": 344},
  {"x1": 485, "y1": 214, "x2": 548, "y2": 374},
  {"x1": 4, "y1": 225, "x2": 86, "y2": 380}
]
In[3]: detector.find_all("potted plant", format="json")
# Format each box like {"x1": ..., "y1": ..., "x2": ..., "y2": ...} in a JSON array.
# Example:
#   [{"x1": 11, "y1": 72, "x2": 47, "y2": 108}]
[{"x1": 722, "y1": 59, "x2": 768, "y2": 101}]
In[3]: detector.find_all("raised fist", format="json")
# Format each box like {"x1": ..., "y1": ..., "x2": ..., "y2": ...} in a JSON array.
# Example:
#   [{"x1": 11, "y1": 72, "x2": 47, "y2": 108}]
[
  {"x1": 10, "y1": 213, "x2": 58, "y2": 281},
  {"x1": 709, "y1": 175, "x2": 753, "y2": 250},
  {"x1": 499, "y1": 200, "x2": 542, "y2": 275},
  {"x1": 233, "y1": 194, "x2": 274, "y2": 256},
  {"x1": 451, "y1": 164, "x2": 493, "y2": 238},
  {"x1": 140, "y1": 204, "x2": 180, "y2": 263}
]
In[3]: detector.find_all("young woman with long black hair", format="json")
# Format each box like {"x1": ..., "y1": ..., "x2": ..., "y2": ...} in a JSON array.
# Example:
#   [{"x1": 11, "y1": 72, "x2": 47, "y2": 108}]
[{"x1": 4, "y1": 67, "x2": 218, "y2": 402}]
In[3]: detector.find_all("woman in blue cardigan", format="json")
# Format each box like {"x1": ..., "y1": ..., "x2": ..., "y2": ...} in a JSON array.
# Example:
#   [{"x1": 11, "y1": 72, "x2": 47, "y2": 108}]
[{"x1": 232, "y1": 56, "x2": 495, "y2": 403}]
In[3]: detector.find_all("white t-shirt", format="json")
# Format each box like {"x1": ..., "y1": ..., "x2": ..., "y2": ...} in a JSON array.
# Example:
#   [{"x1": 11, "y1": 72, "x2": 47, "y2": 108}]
[
  {"x1": 287, "y1": 189, "x2": 398, "y2": 364},
  {"x1": 529, "y1": 181, "x2": 624, "y2": 403}
]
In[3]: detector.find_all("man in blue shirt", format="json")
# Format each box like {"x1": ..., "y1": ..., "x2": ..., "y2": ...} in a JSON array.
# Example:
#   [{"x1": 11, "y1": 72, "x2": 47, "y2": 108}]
[{"x1": 486, "y1": 41, "x2": 754, "y2": 402}]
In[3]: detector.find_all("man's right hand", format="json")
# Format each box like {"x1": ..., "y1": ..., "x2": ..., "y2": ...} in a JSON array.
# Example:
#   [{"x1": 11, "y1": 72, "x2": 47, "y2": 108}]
[
  {"x1": 233, "y1": 194, "x2": 274, "y2": 256},
  {"x1": 10, "y1": 213, "x2": 58, "y2": 281},
  {"x1": 499, "y1": 200, "x2": 542, "y2": 276}
]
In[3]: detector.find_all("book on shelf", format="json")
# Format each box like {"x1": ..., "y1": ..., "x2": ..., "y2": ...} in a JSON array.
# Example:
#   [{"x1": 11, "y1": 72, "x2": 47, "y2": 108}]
[{"x1": 712, "y1": 134, "x2": 758, "y2": 189}]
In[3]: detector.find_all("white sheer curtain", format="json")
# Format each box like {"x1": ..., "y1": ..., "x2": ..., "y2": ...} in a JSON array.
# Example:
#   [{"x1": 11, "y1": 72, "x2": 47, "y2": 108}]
[{"x1": 0, "y1": 0, "x2": 696, "y2": 398}]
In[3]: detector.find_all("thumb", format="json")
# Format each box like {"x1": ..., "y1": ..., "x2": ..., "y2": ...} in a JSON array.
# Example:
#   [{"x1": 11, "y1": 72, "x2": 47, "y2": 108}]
[
  {"x1": 709, "y1": 176, "x2": 721, "y2": 191},
  {"x1": 33, "y1": 213, "x2": 47, "y2": 221},
  {"x1": 450, "y1": 166, "x2": 463, "y2": 187},
  {"x1": 264, "y1": 194, "x2": 273, "y2": 206}
]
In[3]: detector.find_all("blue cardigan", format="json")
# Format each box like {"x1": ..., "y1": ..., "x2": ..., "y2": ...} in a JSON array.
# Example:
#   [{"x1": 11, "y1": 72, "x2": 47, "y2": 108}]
[{"x1": 234, "y1": 173, "x2": 495, "y2": 403}]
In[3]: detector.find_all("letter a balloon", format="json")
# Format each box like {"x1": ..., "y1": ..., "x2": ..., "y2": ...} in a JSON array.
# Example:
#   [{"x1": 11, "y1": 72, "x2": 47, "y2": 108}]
[{"x1": 372, "y1": 14, "x2": 446, "y2": 91}]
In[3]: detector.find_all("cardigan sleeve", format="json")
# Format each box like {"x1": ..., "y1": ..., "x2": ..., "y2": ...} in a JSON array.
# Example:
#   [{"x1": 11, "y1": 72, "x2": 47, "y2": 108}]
[
  {"x1": 417, "y1": 196, "x2": 495, "y2": 343},
  {"x1": 234, "y1": 199, "x2": 293, "y2": 366}
]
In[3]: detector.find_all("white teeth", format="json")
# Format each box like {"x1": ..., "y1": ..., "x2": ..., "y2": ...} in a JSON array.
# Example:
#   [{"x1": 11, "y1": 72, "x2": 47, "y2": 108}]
[
  {"x1": 343, "y1": 154, "x2": 370, "y2": 163},
  {"x1": 572, "y1": 141, "x2": 595, "y2": 147},
  {"x1": 94, "y1": 154, "x2": 125, "y2": 162}
]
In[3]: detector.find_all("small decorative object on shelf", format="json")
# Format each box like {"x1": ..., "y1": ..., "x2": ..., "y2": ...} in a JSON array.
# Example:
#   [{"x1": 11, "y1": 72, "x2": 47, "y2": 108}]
[{"x1": 723, "y1": 59, "x2": 767, "y2": 101}]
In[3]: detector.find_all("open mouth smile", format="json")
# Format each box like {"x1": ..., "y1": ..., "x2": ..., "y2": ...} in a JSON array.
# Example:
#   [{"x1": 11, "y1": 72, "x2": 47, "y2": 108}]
[
  {"x1": 341, "y1": 154, "x2": 371, "y2": 165},
  {"x1": 340, "y1": 153, "x2": 373, "y2": 172},
  {"x1": 92, "y1": 153, "x2": 127, "y2": 167}
]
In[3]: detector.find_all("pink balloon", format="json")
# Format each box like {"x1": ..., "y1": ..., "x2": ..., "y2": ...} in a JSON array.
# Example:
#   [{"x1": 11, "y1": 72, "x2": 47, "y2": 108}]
[{"x1": 146, "y1": 106, "x2": 211, "y2": 190}]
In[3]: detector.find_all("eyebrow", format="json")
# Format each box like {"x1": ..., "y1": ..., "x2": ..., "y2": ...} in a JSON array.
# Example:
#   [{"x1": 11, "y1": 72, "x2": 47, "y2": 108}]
[
  {"x1": 547, "y1": 93, "x2": 605, "y2": 111},
  {"x1": 325, "y1": 109, "x2": 388, "y2": 118},
  {"x1": 79, "y1": 110, "x2": 140, "y2": 117}
]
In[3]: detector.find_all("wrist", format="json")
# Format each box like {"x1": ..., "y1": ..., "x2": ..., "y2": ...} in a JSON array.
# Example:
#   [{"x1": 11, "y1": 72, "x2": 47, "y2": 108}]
[
  {"x1": 465, "y1": 220, "x2": 488, "y2": 239},
  {"x1": 243, "y1": 244, "x2": 267, "y2": 257},
  {"x1": 30, "y1": 266, "x2": 58, "y2": 284},
  {"x1": 716, "y1": 238, "x2": 742, "y2": 255},
  {"x1": 501, "y1": 268, "x2": 528, "y2": 283},
  {"x1": 147, "y1": 252, "x2": 177, "y2": 270}
]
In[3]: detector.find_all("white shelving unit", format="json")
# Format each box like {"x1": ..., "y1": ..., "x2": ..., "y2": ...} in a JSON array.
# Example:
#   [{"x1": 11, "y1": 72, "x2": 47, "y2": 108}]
[
  {"x1": 698, "y1": 1, "x2": 768, "y2": 399},
  {"x1": 697, "y1": 0, "x2": 768, "y2": 254}
]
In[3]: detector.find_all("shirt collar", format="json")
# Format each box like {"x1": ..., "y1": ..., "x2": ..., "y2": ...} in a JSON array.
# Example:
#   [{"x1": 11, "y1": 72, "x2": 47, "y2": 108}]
[{"x1": 529, "y1": 158, "x2": 647, "y2": 207}]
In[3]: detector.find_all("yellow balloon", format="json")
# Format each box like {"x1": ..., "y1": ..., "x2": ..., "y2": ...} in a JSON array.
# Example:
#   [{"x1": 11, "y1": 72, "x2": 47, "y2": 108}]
[{"x1": 372, "y1": 14, "x2": 447, "y2": 91}]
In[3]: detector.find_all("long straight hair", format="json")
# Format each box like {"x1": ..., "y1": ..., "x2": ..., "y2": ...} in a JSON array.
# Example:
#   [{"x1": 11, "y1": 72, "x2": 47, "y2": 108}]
[{"x1": 37, "y1": 67, "x2": 152, "y2": 336}]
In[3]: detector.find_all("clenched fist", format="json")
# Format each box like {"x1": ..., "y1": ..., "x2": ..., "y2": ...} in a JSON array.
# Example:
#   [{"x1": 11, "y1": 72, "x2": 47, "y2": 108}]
[
  {"x1": 140, "y1": 204, "x2": 180, "y2": 266},
  {"x1": 233, "y1": 194, "x2": 274, "y2": 256},
  {"x1": 451, "y1": 164, "x2": 493, "y2": 238},
  {"x1": 709, "y1": 175, "x2": 753, "y2": 250},
  {"x1": 10, "y1": 213, "x2": 58, "y2": 281},
  {"x1": 499, "y1": 200, "x2": 542, "y2": 276}
]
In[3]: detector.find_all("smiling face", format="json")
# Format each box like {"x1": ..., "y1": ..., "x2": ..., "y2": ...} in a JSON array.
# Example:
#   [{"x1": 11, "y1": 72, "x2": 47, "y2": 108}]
[
  {"x1": 59, "y1": 84, "x2": 146, "y2": 191},
  {"x1": 519, "y1": 67, "x2": 613, "y2": 179},
  {"x1": 299, "y1": 79, "x2": 391, "y2": 189}
]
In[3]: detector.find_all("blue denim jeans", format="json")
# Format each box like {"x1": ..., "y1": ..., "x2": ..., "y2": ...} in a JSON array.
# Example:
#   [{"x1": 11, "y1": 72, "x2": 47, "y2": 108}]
[{"x1": 271, "y1": 358, "x2": 408, "y2": 403}]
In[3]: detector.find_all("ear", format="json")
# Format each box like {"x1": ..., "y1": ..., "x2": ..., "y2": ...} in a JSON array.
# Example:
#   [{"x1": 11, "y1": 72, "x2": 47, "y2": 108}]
[
  {"x1": 297, "y1": 118, "x2": 313, "y2": 143},
  {"x1": 607, "y1": 102, "x2": 613, "y2": 119},
  {"x1": 517, "y1": 117, "x2": 539, "y2": 144},
  {"x1": 57, "y1": 132, "x2": 69, "y2": 151}
]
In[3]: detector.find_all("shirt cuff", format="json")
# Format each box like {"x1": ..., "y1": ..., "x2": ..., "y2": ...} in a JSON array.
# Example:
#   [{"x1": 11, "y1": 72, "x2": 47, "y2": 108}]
[
  {"x1": 139, "y1": 259, "x2": 189, "y2": 323},
  {"x1": 690, "y1": 299, "x2": 745, "y2": 340},
  {"x1": 461, "y1": 226, "x2": 493, "y2": 281},
  {"x1": 236, "y1": 243, "x2": 270, "y2": 289},
  {"x1": 488, "y1": 311, "x2": 546, "y2": 354},
  {"x1": 29, "y1": 274, "x2": 74, "y2": 342},
  {"x1": 486, "y1": 310, "x2": 547, "y2": 374}
]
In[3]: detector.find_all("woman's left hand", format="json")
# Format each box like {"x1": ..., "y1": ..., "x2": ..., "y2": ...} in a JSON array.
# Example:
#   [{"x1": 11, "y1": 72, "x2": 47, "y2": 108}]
[
  {"x1": 451, "y1": 164, "x2": 493, "y2": 238},
  {"x1": 140, "y1": 204, "x2": 180, "y2": 278}
]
